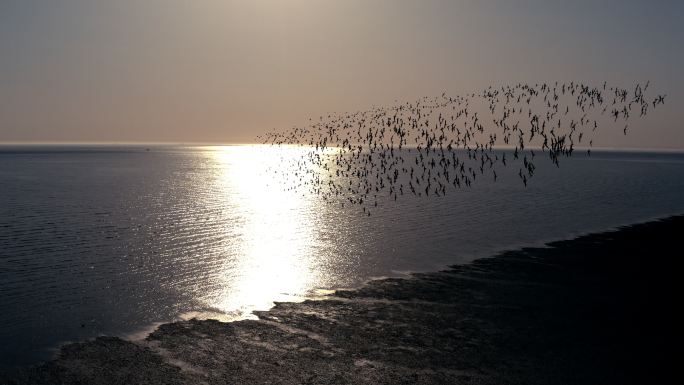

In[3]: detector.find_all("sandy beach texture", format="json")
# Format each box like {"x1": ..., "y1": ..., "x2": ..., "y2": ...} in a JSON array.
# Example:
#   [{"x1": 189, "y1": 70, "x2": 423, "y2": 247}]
[{"x1": 2, "y1": 216, "x2": 682, "y2": 384}]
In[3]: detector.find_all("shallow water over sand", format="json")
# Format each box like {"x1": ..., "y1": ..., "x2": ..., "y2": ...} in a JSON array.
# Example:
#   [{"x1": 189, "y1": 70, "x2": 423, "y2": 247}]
[{"x1": 1, "y1": 145, "x2": 684, "y2": 369}]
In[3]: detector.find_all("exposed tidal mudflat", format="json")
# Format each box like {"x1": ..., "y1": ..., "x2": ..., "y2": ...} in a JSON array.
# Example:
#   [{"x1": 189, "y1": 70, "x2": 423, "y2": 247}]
[{"x1": 3, "y1": 215, "x2": 681, "y2": 385}]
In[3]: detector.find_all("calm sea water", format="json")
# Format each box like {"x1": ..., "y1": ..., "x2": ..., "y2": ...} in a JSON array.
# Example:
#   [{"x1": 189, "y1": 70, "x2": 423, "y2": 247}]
[{"x1": 1, "y1": 145, "x2": 684, "y2": 370}]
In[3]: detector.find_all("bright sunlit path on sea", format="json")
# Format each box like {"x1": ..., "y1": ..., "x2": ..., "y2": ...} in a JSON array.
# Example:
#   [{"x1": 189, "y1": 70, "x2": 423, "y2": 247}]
[{"x1": 202, "y1": 145, "x2": 324, "y2": 320}]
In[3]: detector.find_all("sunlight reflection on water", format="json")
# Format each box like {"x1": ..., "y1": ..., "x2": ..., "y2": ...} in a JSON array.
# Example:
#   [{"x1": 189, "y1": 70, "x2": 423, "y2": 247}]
[{"x1": 205, "y1": 146, "x2": 320, "y2": 318}]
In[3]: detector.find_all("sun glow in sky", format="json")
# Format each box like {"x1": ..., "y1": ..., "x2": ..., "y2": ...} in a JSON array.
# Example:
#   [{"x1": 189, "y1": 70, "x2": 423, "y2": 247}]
[{"x1": 0, "y1": 0, "x2": 682, "y2": 148}]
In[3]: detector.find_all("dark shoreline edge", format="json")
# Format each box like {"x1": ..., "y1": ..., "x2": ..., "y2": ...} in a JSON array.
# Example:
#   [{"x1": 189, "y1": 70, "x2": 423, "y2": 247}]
[{"x1": 3, "y1": 215, "x2": 683, "y2": 385}]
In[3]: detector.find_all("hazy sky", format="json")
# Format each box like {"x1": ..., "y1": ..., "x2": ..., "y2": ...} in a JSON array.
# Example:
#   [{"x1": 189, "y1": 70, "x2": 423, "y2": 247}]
[{"x1": 1, "y1": 0, "x2": 682, "y2": 147}]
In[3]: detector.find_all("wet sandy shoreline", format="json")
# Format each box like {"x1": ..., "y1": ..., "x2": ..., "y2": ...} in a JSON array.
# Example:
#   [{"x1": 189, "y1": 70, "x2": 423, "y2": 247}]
[{"x1": 3, "y1": 216, "x2": 682, "y2": 384}]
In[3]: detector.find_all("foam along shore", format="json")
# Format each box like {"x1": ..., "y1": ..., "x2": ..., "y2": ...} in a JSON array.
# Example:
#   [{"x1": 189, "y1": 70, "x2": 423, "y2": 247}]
[{"x1": 3, "y1": 216, "x2": 682, "y2": 385}]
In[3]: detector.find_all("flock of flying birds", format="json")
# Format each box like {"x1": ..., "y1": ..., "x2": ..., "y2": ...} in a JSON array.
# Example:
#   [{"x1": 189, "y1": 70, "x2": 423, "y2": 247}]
[{"x1": 258, "y1": 81, "x2": 666, "y2": 215}]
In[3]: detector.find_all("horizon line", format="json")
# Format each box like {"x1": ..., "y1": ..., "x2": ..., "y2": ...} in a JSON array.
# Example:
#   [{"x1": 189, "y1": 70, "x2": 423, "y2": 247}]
[{"x1": 1, "y1": 141, "x2": 684, "y2": 153}]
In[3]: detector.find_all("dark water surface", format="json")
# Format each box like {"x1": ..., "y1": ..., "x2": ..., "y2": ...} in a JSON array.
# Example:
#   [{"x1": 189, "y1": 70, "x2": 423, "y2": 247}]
[{"x1": 1, "y1": 145, "x2": 684, "y2": 370}]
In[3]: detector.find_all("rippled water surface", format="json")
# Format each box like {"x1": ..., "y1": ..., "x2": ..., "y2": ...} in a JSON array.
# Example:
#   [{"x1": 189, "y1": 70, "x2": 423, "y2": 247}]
[{"x1": 1, "y1": 145, "x2": 684, "y2": 370}]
